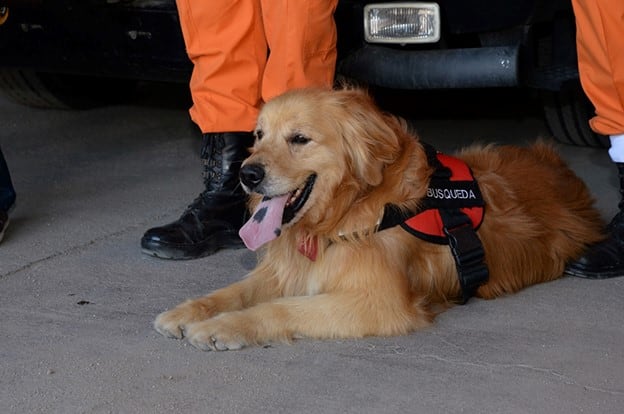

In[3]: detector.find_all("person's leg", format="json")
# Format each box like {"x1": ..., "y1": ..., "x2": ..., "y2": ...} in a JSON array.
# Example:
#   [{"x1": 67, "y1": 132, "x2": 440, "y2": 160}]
[
  {"x1": 142, "y1": 0, "x2": 339, "y2": 260},
  {"x1": 0, "y1": 146, "x2": 16, "y2": 243},
  {"x1": 141, "y1": 0, "x2": 265, "y2": 260},
  {"x1": 260, "y1": 0, "x2": 338, "y2": 101},
  {"x1": 573, "y1": 0, "x2": 624, "y2": 137},
  {"x1": 565, "y1": 0, "x2": 624, "y2": 278},
  {"x1": 183, "y1": 0, "x2": 267, "y2": 133}
]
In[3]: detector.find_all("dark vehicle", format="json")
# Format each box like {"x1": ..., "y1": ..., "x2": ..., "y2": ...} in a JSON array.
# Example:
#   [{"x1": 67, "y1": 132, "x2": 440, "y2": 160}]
[{"x1": 0, "y1": 0, "x2": 605, "y2": 147}]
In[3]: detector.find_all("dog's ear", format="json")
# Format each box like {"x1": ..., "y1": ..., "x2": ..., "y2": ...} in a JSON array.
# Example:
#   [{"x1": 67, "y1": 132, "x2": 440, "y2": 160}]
[{"x1": 336, "y1": 89, "x2": 403, "y2": 186}]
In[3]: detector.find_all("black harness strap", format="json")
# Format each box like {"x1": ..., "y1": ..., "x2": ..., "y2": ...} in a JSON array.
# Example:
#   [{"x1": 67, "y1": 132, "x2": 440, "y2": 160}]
[
  {"x1": 439, "y1": 207, "x2": 489, "y2": 303},
  {"x1": 379, "y1": 143, "x2": 489, "y2": 303}
]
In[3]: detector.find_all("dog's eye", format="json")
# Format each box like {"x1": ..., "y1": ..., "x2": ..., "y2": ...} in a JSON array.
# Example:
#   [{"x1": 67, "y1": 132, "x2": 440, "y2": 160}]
[
  {"x1": 289, "y1": 134, "x2": 311, "y2": 145},
  {"x1": 255, "y1": 130, "x2": 264, "y2": 141}
]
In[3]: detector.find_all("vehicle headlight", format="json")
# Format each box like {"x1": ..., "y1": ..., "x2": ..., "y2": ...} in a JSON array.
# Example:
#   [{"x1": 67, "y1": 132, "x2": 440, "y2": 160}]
[{"x1": 364, "y1": 3, "x2": 440, "y2": 44}]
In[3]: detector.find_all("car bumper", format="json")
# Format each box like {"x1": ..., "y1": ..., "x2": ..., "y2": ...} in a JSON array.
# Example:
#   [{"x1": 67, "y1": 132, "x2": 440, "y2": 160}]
[{"x1": 338, "y1": 44, "x2": 519, "y2": 90}]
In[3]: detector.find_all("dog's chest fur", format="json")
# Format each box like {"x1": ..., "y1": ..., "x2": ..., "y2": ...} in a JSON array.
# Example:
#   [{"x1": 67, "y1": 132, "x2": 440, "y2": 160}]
[{"x1": 265, "y1": 227, "x2": 455, "y2": 301}]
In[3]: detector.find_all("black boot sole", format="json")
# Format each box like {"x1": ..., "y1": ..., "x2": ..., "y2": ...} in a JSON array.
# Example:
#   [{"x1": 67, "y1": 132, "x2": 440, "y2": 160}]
[
  {"x1": 563, "y1": 267, "x2": 624, "y2": 279},
  {"x1": 140, "y1": 232, "x2": 245, "y2": 260}
]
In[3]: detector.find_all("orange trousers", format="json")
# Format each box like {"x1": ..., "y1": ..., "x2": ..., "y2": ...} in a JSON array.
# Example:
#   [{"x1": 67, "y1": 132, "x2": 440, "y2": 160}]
[
  {"x1": 176, "y1": 0, "x2": 338, "y2": 134},
  {"x1": 572, "y1": 0, "x2": 624, "y2": 136}
]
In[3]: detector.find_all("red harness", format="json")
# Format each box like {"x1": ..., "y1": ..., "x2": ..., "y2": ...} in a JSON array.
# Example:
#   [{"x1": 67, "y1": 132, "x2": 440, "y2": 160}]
[
  {"x1": 378, "y1": 144, "x2": 488, "y2": 303},
  {"x1": 400, "y1": 153, "x2": 484, "y2": 244}
]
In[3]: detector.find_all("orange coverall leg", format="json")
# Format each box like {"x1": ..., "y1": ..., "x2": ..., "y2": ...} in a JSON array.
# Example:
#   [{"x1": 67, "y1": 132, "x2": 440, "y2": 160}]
[
  {"x1": 572, "y1": 0, "x2": 624, "y2": 137},
  {"x1": 176, "y1": 0, "x2": 338, "y2": 134}
]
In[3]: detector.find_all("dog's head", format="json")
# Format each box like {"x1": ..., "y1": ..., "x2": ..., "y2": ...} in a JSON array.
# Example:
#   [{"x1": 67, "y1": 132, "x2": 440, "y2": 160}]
[{"x1": 238, "y1": 87, "x2": 413, "y2": 248}]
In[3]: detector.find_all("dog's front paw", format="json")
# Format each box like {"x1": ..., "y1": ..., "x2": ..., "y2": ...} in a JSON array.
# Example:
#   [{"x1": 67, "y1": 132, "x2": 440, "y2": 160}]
[
  {"x1": 154, "y1": 308, "x2": 187, "y2": 339},
  {"x1": 154, "y1": 298, "x2": 217, "y2": 339},
  {"x1": 184, "y1": 315, "x2": 250, "y2": 351}
]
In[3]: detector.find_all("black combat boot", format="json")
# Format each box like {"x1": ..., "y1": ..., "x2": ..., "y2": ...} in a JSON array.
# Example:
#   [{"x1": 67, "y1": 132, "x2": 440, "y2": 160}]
[
  {"x1": 565, "y1": 162, "x2": 624, "y2": 279},
  {"x1": 141, "y1": 132, "x2": 254, "y2": 259},
  {"x1": 0, "y1": 146, "x2": 16, "y2": 244}
]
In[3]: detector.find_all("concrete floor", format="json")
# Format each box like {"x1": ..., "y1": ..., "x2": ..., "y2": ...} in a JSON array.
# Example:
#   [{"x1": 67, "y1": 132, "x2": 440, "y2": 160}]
[{"x1": 1, "y1": 84, "x2": 623, "y2": 413}]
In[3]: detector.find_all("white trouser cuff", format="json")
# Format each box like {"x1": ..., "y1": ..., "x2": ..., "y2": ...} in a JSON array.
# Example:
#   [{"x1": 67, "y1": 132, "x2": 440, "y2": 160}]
[{"x1": 608, "y1": 134, "x2": 624, "y2": 163}]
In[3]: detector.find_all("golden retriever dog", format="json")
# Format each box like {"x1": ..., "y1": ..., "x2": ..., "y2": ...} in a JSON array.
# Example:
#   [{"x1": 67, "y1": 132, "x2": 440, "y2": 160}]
[{"x1": 154, "y1": 87, "x2": 604, "y2": 351}]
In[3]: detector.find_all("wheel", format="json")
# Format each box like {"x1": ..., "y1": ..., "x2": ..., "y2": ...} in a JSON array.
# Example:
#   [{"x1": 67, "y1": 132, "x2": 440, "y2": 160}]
[
  {"x1": 542, "y1": 81, "x2": 609, "y2": 148},
  {"x1": 0, "y1": 69, "x2": 137, "y2": 109}
]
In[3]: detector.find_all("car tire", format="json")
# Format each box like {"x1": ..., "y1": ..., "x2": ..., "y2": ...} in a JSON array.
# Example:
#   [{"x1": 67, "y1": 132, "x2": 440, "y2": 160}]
[
  {"x1": 541, "y1": 81, "x2": 609, "y2": 148},
  {"x1": 0, "y1": 69, "x2": 137, "y2": 109}
]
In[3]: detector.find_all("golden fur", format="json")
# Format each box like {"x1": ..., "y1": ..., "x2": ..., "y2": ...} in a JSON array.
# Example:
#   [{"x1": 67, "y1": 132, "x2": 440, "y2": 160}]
[{"x1": 154, "y1": 87, "x2": 604, "y2": 351}]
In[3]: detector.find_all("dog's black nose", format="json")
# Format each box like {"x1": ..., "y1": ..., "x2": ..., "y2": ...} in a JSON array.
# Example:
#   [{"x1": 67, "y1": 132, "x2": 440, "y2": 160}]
[{"x1": 240, "y1": 164, "x2": 265, "y2": 189}]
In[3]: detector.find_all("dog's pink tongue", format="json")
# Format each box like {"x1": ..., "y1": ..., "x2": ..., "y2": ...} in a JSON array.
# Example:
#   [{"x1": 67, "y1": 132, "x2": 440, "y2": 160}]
[{"x1": 239, "y1": 195, "x2": 289, "y2": 251}]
